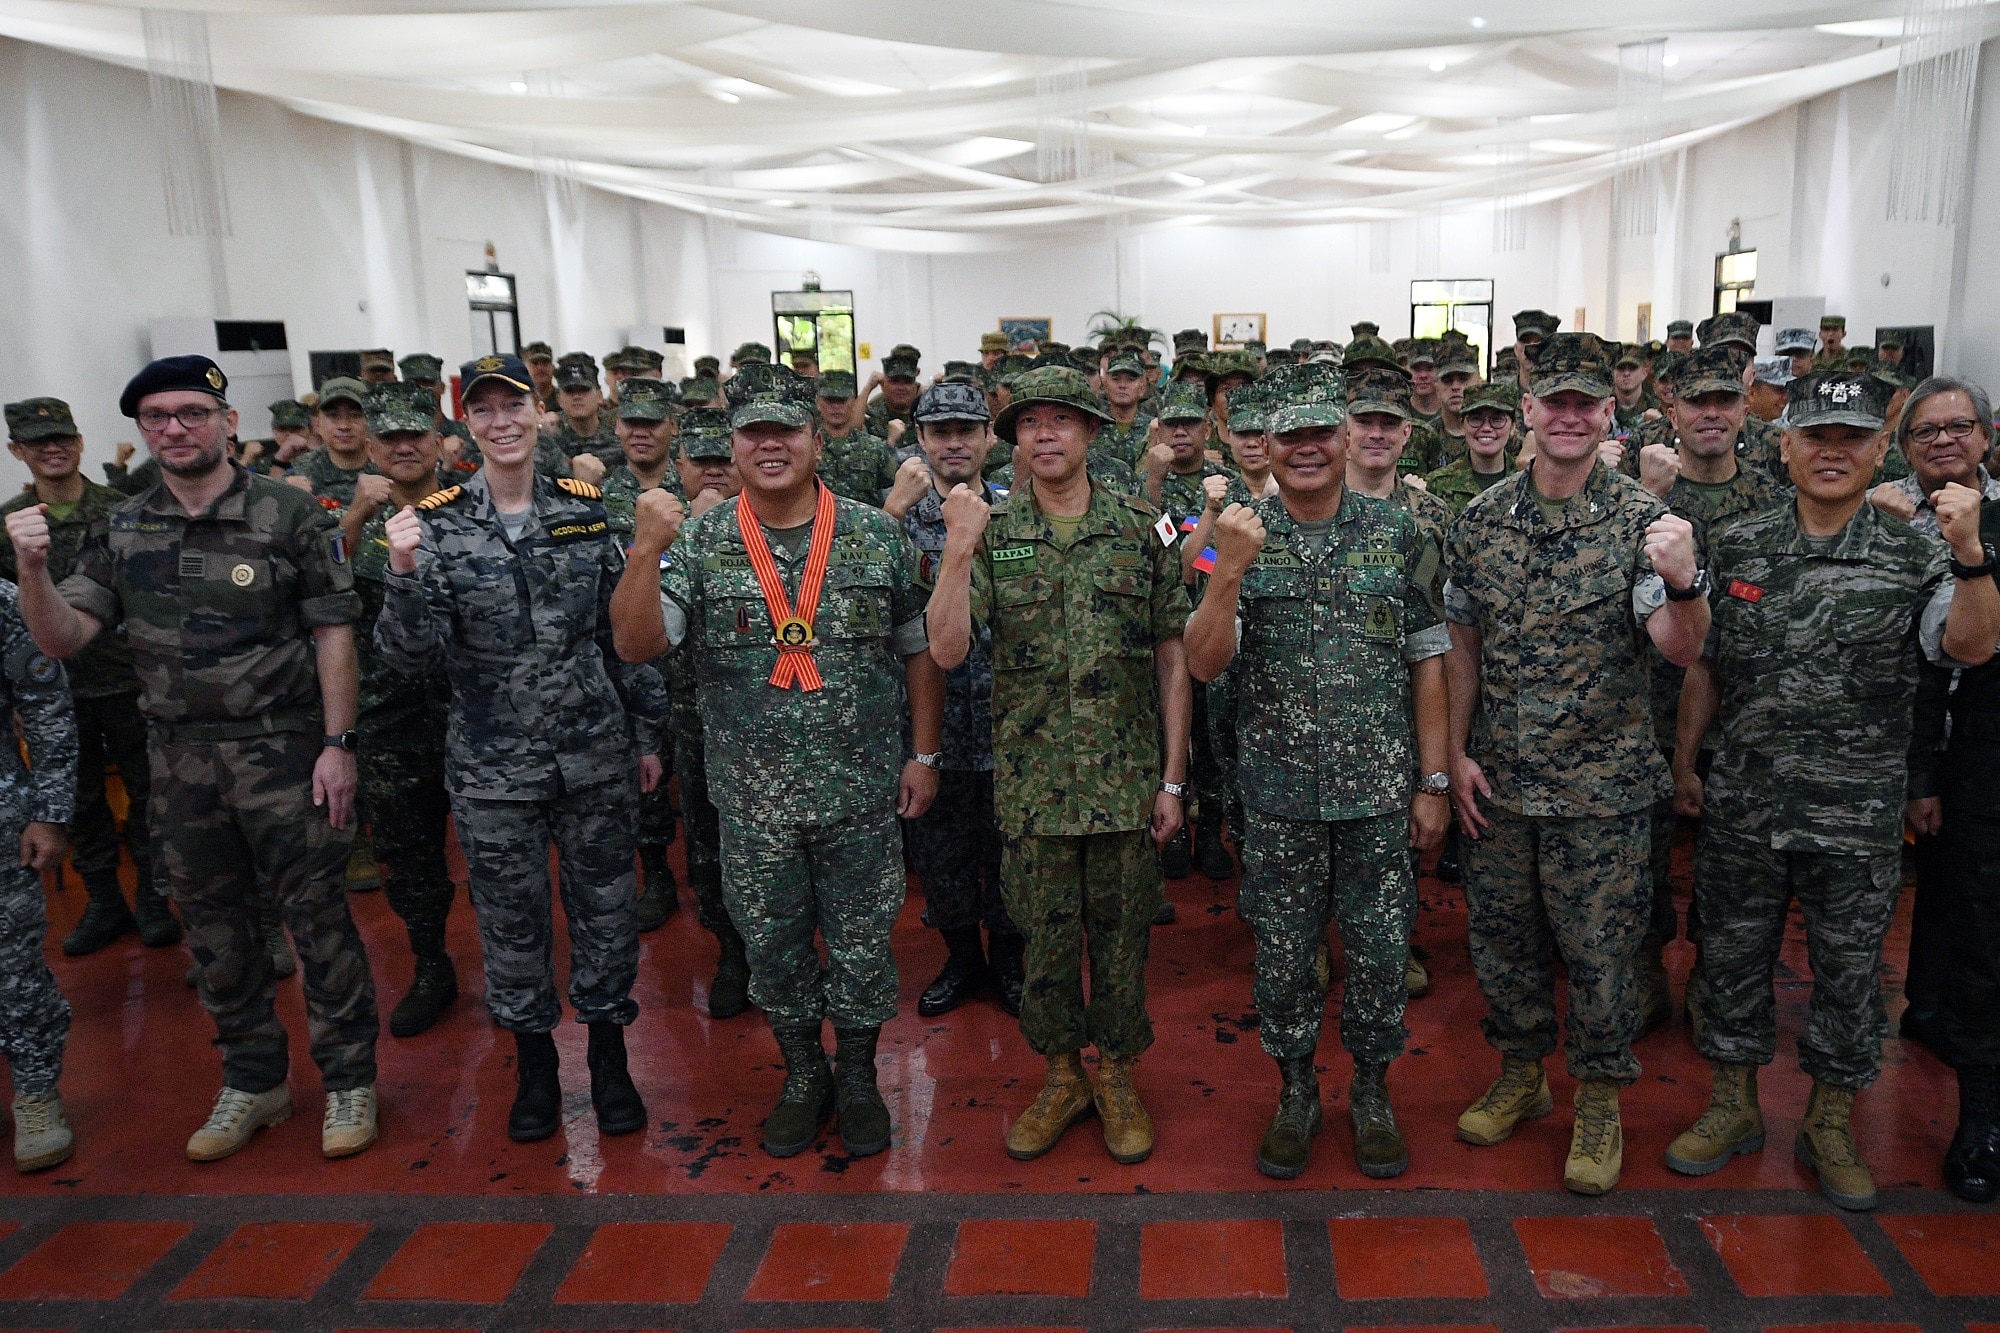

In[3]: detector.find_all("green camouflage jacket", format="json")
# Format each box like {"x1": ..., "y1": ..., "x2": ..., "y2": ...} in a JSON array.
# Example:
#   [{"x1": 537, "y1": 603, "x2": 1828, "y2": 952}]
[
  {"x1": 546, "y1": 414, "x2": 622, "y2": 467},
  {"x1": 600, "y1": 463, "x2": 687, "y2": 544},
  {"x1": 1425, "y1": 456, "x2": 1517, "y2": 516},
  {"x1": 817, "y1": 429, "x2": 898, "y2": 505},
  {"x1": 292, "y1": 446, "x2": 379, "y2": 506},
  {"x1": 1094, "y1": 415, "x2": 1154, "y2": 473},
  {"x1": 0, "y1": 480, "x2": 141, "y2": 699},
  {"x1": 350, "y1": 504, "x2": 450, "y2": 754}
]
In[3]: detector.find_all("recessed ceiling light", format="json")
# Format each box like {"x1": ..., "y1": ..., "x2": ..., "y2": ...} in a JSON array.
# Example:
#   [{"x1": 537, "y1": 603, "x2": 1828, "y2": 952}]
[
  {"x1": 1469, "y1": 15, "x2": 1487, "y2": 28},
  {"x1": 768, "y1": 199, "x2": 796, "y2": 208},
  {"x1": 509, "y1": 80, "x2": 528, "y2": 93},
  {"x1": 1662, "y1": 52, "x2": 1680, "y2": 66},
  {"x1": 1167, "y1": 171, "x2": 1205, "y2": 187},
  {"x1": 1429, "y1": 58, "x2": 1448, "y2": 72}
]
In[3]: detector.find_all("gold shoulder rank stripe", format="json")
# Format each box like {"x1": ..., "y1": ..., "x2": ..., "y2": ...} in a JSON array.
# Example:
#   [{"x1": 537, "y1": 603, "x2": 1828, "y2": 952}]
[
  {"x1": 415, "y1": 486, "x2": 462, "y2": 512},
  {"x1": 556, "y1": 477, "x2": 603, "y2": 500}
]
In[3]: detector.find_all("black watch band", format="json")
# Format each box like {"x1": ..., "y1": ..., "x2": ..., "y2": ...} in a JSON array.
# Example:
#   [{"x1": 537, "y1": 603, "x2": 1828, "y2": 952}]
[
  {"x1": 1662, "y1": 569, "x2": 1711, "y2": 602},
  {"x1": 1949, "y1": 543, "x2": 2000, "y2": 580},
  {"x1": 323, "y1": 730, "x2": 358, "y2": 752}
]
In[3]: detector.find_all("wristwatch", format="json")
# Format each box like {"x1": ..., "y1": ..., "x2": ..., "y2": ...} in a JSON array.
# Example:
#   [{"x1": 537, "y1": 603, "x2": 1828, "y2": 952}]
[
  {"x1": 1417, "y1": 771, "x2": 1450, "y2": 796},
  {"x1": 1662, "y1": 569, "x2": 1711, "y2": 602},
  {"x1": 1949, "y1": 542, "x2": 2000, "y2": 580},
  {"x1": 323, "y1": 730, "x2": 358, "y2": 752},
  {"x1": 1159, "y1": 780, "x2": 1189, "y2": 798},
  {"x1": 912, "y1": 751, "x2": 943, "y2": 770}
]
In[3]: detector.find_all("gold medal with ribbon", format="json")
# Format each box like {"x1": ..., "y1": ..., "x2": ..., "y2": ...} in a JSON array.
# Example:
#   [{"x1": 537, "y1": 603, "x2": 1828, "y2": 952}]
[{"x1": 735, "y1": 482, "x2": 837, "y2": 691}]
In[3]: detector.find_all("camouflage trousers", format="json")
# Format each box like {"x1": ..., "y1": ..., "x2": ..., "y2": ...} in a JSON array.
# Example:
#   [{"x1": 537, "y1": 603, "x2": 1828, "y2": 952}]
[
  {"x1": 451, "y1": 781, "x2": 640, "y2": 1033},
  {"x1": 0, "y1": 847, "x2": 69, "y2": 1095},
  {"x1": 1238, "y1": 808, "x2": 1413, "y2": 1063},
  {"x1": 154, "y1": 732, "x2": 378, "y2": 1093},
  {"x1": 672, "y1": 722, "x2": 725, "y2": 935},
  {"x1": 1001, "y1": 829, "x2": 1159, "y2": 1060},
  {"x1": 1206, "y1": 667, "x2": 1241, "y2": 823},
  {"x1": 718, "y1": 803, "x2": 904, "y2": 1029},
  {"x1": 68, "y1": 691, "x2": 152, "y2": 899},
  {"x1": 637, "y1": 729, "x2": 678, "y2": 854},
  {"x1": 906, "y1": 769, "x2": 1016, "y2": 937},
  {"x1": 359, "y1": 744, "x2": 453, "y2": 958},
  {"x1": 1190, "y1": 683, "x2": 1226, "y2": 825},
  {"x1": 1689, "y1": 825, "x2": 1901, "y2": 1089},
  {"x1": 1461, "y1": 805, "x2": 1649, "y2": 1084}
]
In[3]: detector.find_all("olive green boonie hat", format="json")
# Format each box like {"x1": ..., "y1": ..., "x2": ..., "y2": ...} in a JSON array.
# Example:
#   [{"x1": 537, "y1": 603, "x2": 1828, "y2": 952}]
[
  {"x1": 268, "y1": 399, "x2": 311, "y2": 431},
  {"x1": 5, "y1": 397, "x2": 79, "y2": 442},
  {"x1": 1460, "y1": 381, "x2": 1521, "y2": 417},
  {"x1": 1528, "y1": 332, "x2": 1613, "y2": 399},
  {"x1": 1787, "y1": 371, "x2": 1891, "y2": 429},
  {"x1": 725, "y1": 362, "x2": 816, "y2": 429},
  {"x1": 364, "y1": 382, "x2": 441, "y2": 435},
  {"x1": 616, "y1": 376, "x2": 678, "y2": 422},
  {"x1": 1263, "y1": 362, "x2": 1348, "y2": 435},
  {"x1": 1668, "y1": 344, "x2": 1749, "y2": 399},
  {"x1": 1155, "y1": 380, "x2": 1210, "y2": 423},
  {"x1": 992, "y1": 366, "x2": 1110, "y2": 443}
]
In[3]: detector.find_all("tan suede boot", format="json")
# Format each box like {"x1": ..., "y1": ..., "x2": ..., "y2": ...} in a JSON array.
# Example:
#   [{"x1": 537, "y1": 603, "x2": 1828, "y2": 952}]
[
  {"x1": 1564, "y1": 1079, "x2": 1623, "y2": 1196},
  {"x1": 1004, "y1": 1052, "x2": 1095, "y2": 1161},
  {"x1": 1457, "y1": 1056, "x2": 1552, "y2": 1146},
  {"x1": 1093, "y1": 1054, "x2": 1155, "y2": 1164},
  {"x1": 1796, "y1": 1080, "x2": 1876, "y2": 1210},
  {"x1": 1665, "y1": 1062, "x2": 1764, "y2": 1175}
]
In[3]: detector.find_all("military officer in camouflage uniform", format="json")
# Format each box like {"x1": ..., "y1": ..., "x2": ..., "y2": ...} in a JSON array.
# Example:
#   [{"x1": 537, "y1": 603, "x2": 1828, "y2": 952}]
[
  {"x1": 522, "y1": 341, "x2": 559, "y2": 410},
  {"x1": 3, "y1": 398, "x2": 177, "y2": 954},
  {"x1": 1665, "y1": 372, "x2": 1999, "y2": 1209},
  {"x1": 260, "y1": 399, "x2": 317, "y2": 477},
  {"x1": 1096, "y1": 351, "x2": 1156, "y2": 473},
  {"x1": 295, "y1": 378, "x2": 380, "y2": 504},
  {"x1": 1343, "y1": 365, "x2": 1457, "y2": 554},
  {"x1": 814, "y1": 372, "x2": 899, "y2": 503},
  {"x1": 926, "y1": 366, "x2": 1192, "y2": 1167},
  {"x1": 1813, "y1": 315, "x2": 1849, "y2": 370},
  {"x1": 1426, "y1": 382, "x2": 1520, "y2": 515},
  {"x1": 1443, "y1": 333, "x2": 1710, "y2": 1195},
  {"x1": 0, "y1": 578, "x2": 78, "y2": 1172},
  {"x1": 1612, "y1": 344, "x2": 1664, "y2": 437},
  {"x1": 884, "y1": 382, "x2": 1026, "y2": 1018},
  {"x1": 865, "y1": 344, "x2": 924, "y2": 438},
  {"x1": 9, "y1": 355, "x2": 380, "y2": 1163},
  {"x1": 1186, "y1": 364, "x2": 1451, "y2": 1181},
  {"x1": 378, "y1": 354, "x2": 658, "y2": 1146},
  {"x1": 546, "y1": 353, "x2": 622, "y2": 469},
  {"x1": 1664, "y1": 319, "x2": 1695, "y2": 355},
  {"x1": 397, "y1": 353, "x2": 477, "y2": 470},
  {"x1": 1432, "y1": 335, "x2": 1482, "y2": 465},
  {"x1": 1344, "y1": 339, "x2": 1444, "y2": 477},
  {"x1": 613, "y1": 361, "x2": 942, "y2": 1160},
  {"x1": 337, "y1": 384, "x2": 461, "y2": 1039}
]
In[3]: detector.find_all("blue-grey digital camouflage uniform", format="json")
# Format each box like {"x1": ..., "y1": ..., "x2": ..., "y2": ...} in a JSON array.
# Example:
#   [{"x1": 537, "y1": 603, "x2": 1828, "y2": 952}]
[
  {"x1": 59, "y1": 461, "x2": 379, "y2": 1094},
  {"x1": 0, "y1": 582, "x2": 77, "y2": 1096},
  {"x1": 376, "y1": 469, "x2": 666, "y2": 1034},
  {"x1": 658, "y1": 491, "x2": 931, "y2": 1031},
  {"x1": 1233, "y1": 490, "x2": 1449, "y2": 1063}
]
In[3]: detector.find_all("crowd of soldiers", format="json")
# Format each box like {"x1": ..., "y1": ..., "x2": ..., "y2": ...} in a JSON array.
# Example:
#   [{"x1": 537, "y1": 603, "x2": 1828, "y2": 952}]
[{"x1": 0, "y1": 302, "x2": 1996, "y2": 1217}]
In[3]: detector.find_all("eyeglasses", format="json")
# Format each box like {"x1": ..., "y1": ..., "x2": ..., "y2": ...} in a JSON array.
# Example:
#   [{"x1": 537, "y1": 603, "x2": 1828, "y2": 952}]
[
  {"x1": 1907, "y1": 418, "x2": 1983, "y2": 446},
  {"x1": 136, "y1": 406, "x2": 223, "y2": 433}
]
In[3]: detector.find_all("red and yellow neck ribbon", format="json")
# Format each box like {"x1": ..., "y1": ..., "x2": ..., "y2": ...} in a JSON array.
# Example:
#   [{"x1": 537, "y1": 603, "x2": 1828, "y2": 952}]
[{"x1": 735, "y1": 482, "x2": 837, "y2": 691}]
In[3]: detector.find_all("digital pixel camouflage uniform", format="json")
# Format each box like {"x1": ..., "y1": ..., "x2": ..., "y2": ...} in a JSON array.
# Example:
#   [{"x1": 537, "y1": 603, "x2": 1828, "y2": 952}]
[
  {"x1": 1443, "y1": 459, "x2": 1675, "y2": 1083},
  {"x1": 59, "y1": 462, "x2": 378, "y2": 1094},
  {"x1": 1691, "y1": 498, "x2": 1952, "y2": 1088},
  {"x1": 0, "y1": 583, "x2": 77, "y2": 1096},
  {"x1": 970, "y1": 479, "x2": 1191, "y2": 1059},
  {"x1": 1158, "y1": 453, "x2": 1240, "y2": 829},
  {"x1": 1426, "y1": 455, "x2": 1519, "y2": 515},
  {"x1": 659, "y1": 492, "x2": 929, "y2": 1030},
  {"x1": 601, "y1": 453, "x2": 688, "y2": 876},
  {"x1": 1234, "y1": 490, "x2": 1449, "y2": 1062},
  {"x1": 546, "y1": 415, "x2": 622, "y2": 470},
  {"x1": 291, "y1": 446, "x2": 379, "y2": 506},
  {"x1": 377, "y1": 470, "x2": 664, "y2": 1034},
  {"x1": 817, "y1": 429, "x2": 900, "y2": 505},
  {"x1": 1095, "y1": 415, "x2": 1154, "y2": 473}
]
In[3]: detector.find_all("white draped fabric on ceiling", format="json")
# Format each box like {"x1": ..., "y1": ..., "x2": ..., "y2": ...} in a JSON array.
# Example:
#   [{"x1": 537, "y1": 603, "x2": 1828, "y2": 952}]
[{"x1": 0, "y1": 0, "x2": 1993, "y2": 252}]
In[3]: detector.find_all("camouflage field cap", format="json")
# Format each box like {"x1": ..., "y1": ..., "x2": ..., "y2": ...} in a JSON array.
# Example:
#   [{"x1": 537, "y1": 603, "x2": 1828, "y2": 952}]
[
  {"x1": 814, "y1": 370, "x2": 859, "y2": 401},
  {"x1": 1339, "y1": 336, "x2": 1406, "y2": 375},
  {"x1": 1155, "y1": 380, "x2": 1210, "y2": 423},
  {"x1": 731, "y1": 342, "x2": 773, "y2": 366},
  {"x1": 1698, "y1": 310, "x2": 1761, "y2": 352},
  {"x1": 1820, "y1": 314, "x2": 1847, "y2": 330},
  {"x1": 1205, "y1": 349, "x2": 1262, "y2": 383},
  {"x1": 992, "y1": 366, "x2": 1111, "y2": 443},
  {"x1": 1512, "y1": 308, "x2": 1561, "y2": 341},
  {"x1": 268, "y1": 399, "x2": 311, "y2": 431},
  {"x1": 1871, "y1": 365, "x2": 1916, "y2": 390},
  {"x1": 521, "y1": 341, "x2": 555, "y2": 364},
  {"x1": 358, "y1": 348, "x2": 396, "y2": 374},
  {"x1": 1172, "y1": 328, "x2": 1209, "y2": 356},
  {"x1": 1226, "y1": 379, "x2": 1271, "y2": 433},
  {"x1": 1527, "y1": 332, "x2": 1613, "y2": 399},
  {"x1": 1753, "y1": 359, "x2": 1793, "y2": 388},
  {"x1": 1612, "y1": 342, "x2": 1647, "y2": 370},
  {"x1": 1436, "y1": 336, "x2": 1480, "y2": 375},
  {"x1": 1347, "y1": 364, "x2": 1415, "y2": 419},
  {"x1": 1787, "y1": 371, "x2": 1890, "y2": 429},
  {"x1": 1877, "y1": 329, "x2": 1906, "y2": 350},
  {"x1": 397, "y1": 353, "x2": 444, "y2": 383},
  {"x1": 681, "y1": 376, "x2": 724, "y2": 406},
  {"x1": 1845, "y1": 349, "x2": 1875, "y2": 370},
  {"x1": 692, "y1": 354, "x2": 722, "y2": 376},
  {"x1": 615, "y1": 376, "x2": 679, "y2": 422},
  {"x1": 1264, "y1": 347, "x2": 1299, "y2": 367},
  {"x1": 1404, "y1": 338, "x2": 1441, "y2": 369},
  {"x1": 915, "y1": 381, "x2": 991, "y2": 424},
  {"x1": 999, "y1": 353, "x2": 1034, "y2": 378},
  {"x1": 1105, "y1": 350, "x2": 1147, "y2": 377},
  {"x1": 1244, "y1": 339, "x2": 1268, "y2": 356},
  {"x1": 678, "y1": 407, "x2": 735, "y2": 460},
  {"x1": 1350, "y1": 321, "x2": 1380, "y2": 340},
  {"x1": 554, "y1": 352, "x2": 600, "y2": 389},
  {"x1": 458, "y1": 354, "x2": 536, "y2": 398},
  {"x1": 1460, "y1": 381, "x2": 1521, "y2": 417},
  {"x1": 601, "y1": 347, "x2": 642, "y2": 373},
  {"x1": 882, "y1": 350, "x2": 921, "y2": 380},
  {"x1": 317, "y1": 376, "x2": 369, "y2": 410},
  {"x1": 364, "y1": 382, "x2": 441, "y2": 435},
  {"x1": 1667, "y1": 344, "x2": 1749, "y2": 398},
  {"x1": 5, "y1": 397, "x2": 78, "y2": 442},
  {"x1": 1391, "y1": 337, "x2": 1416, "y2": 362},
  {"x1": 1062, "y1": 347, "x2": 1095, "y2": 374},
  {"x1": 979, "y1": 330, "x2": 1010, "y2": 353},
  {"x1": 1651, "y1": 349, "x2": 1686, "y2": 384},
  {"x1": 1665, "y1": 319, "x2": 1694, "y2": 339},
  {"x1": 1264, "y1": 362, "x2": 1349, "y2": 434},
  {"x1": 941, "y1": 359, "x2": 980, "y2": 384},
  {"x1": 1493, "y1": 346, "x2": 1520, "y2": 378},
  {"x1": 725, "y1": 361, "x2": 816, "y2": 429}
]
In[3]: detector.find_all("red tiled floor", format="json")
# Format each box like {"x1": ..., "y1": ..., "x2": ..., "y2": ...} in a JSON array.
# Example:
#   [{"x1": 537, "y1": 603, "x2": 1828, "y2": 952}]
[
  {"x1": 1698, "y1": 1215, "x2": 1889, "y2": 1297},
  {"x1": 944, "y1": 1219, "x2": 1096, "y2": 1298},
  {"x1": 0, "y1": 1221, "x2": 193, "y2": 1300},
  {"x1": 743, "y1": 1223, "x2": 910, "y2": 1302},
  {"x1": 1877, "y1": 1214, "x2": 2000, "y2": 1296},
  {"x1": 1763, "y1": 1324, "x2": 1922, "y2": 1333},
  {"x1": 170, "y1": 1222, "x2": 371, "y2": 1301},
  {"x1": 1559, "y1": 1327, "x2": 1708, "y2": 1333},
  {"x1": 1139, "y1": 1220, "x2": 1288, "y2": 1300},
  {"x1": 735, "y1": 1327, "x2": 876, "y2": 1332},
  {"x1": 1329, "y1": 1217, "x2": 1488, "y2": 1300},
  {"x1": 1513, "y1": 1217, "x2": 1688, "y2": 1299},
  {"x1": 554, "y1": 1221, "x2": 732, "y2": 1304},
  {"x1": 940, "y1": 1328, "x2": 1090, "y2": 1333},
  {"x1": 1345, "y1": 1325, "x2": 1499, "y2": 1333},
  {"x1": 362, "y1": 1222, "x2": 553, "y2": 1303}
]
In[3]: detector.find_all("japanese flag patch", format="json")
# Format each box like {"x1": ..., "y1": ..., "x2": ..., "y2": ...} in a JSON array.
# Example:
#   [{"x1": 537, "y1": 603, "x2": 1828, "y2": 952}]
[{"x1": 1153, "y1": 513, "x2": 1178, "y2": 547}]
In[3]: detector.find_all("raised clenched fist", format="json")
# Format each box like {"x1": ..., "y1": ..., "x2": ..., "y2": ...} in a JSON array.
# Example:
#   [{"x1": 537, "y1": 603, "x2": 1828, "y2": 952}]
[
  {"x1": 884, "y1": 454, "x2": 932, "y2": 518},
  {"x1": 569, "y1": 453, "x2": 607, "y2": 486},
  {"x1": 1643, "y1": 512, "x2": 1699, "y2": 592},
  {"x1": 384, "y1": 505, "x2": 423, "y2": 575},
  {"x1": 1869, "y1": 482, "x2": 1920, "y2": 522},
  {"x1": 1638, "y1": 442, "x2": 1681, "y2": 499},
  {"x1": 4, "y1": 505, "x2": 52, "y2": 577},
  {"x1": 940, "y1": 482, "x2": 991, "y2": 550},
  {"x1": 1210, "y1": 502, "x2": 1267, "y2": 579},
  {"x1": 1934, "y1": 479, "x2": 1986, "y2": 564},
  {"x1": 1202, "y1": 472, "x2": 1230, "y2": 511},
  {"x1": 351, "y1": 472, "x2": 394, "y2": 515},
  {"x1": 633, "y1": 488, "x2": 687, "y2": 555}
]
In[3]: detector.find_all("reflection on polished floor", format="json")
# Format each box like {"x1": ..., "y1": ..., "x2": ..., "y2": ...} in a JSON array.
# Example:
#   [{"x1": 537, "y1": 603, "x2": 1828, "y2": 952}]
[{"x1": 0, "y1": 826, "x2": 1993, "y2": 1330}]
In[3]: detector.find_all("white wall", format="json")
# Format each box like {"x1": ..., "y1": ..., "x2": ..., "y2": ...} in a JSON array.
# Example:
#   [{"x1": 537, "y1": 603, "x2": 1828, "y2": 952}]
[{"x1": 5, "y1": 33, "x2": 2000, "y2": 492}]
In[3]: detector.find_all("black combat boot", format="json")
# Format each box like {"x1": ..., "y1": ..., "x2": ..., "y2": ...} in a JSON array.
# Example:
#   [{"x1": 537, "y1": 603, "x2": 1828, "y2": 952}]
[
  {"x1": 133, "y1": 874, "x2": 181, "y2": 947},
  {"x1": 833, "y1": 1026, "x2": 892, "y2": 1157},
  {"x1": 764, "y1": 1025, "x2": 834, "y2": 1157},
  {"x1": 1256, "y1": 1054, "x2": 1321, "y2": 1179},
  {"x1": 1350, "y1": 1059, "x2": 1409, "y2": 1178},
  {"x1": 918, "y1": 926, "x2": 990, "y2": 1018},
  {"x1": 709, "y1": 921, "x2": 750, "y2": 1020},
  {"x1": 1944, "y1": 1064, "x2": 2000, "y2": 1203},
  {"x1": 989, "y1": 930, "x2": 1026, "y2": 1017},
  {"x1": 636, "y1": 845, "x2": 678, "y2": 932},
  {"x1": 390, "y1": 920, "x2": 458, "y2": 1038},
  {"x1": 1195, "y1": 819, "x2": 1235, "y2": 880},
  {"x1": 508, "y1": 1030, "x2": 563, "y2": 1142},
  {"x1": 587, "y1": 1022, "x2": 648, "y2": 1136},
  {"x1": 62, "y1": 883, "x2": 135, "y2": 956}
]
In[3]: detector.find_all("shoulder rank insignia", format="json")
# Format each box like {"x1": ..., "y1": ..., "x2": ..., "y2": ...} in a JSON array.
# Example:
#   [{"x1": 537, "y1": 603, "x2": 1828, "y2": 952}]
[
  {"x1": 556, "y1": 477, "x2": 603, "y2": 500},
  {"x1": 415, "y1": 486, "x2": 462, "y2": 513}
]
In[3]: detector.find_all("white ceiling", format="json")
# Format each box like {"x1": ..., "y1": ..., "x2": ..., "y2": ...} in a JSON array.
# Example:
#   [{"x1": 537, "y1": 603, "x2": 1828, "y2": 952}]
[{"x1": 2, "y1": 1, "x2": 1989, "y2": 251}]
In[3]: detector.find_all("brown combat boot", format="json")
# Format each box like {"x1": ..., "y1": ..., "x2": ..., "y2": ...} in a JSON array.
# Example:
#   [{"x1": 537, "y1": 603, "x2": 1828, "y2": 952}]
[
  {"x1": 1093, "y1": 1054, "x2": 1155, "y2": 1164},
  {"x1": 1350, "y1": 1060, "x2": 1408, "y2": 1178},
  {"x1": 1796, "y1": 1080, "x2": 1876, "y2": 1210},
  {"x1": 1564, "y1": 1079, "x2": 1624, "y2": 1195},
  {"x1": 1665, "y1": 1062, "x2": 1764, "y2": 1175},
  {"x1": 1005, "y1": 1052, "x2": 1095, "y2": 1160},
  {"x1": 1457, "y1": 1056, "x2": 1552, "y2": 1146}
]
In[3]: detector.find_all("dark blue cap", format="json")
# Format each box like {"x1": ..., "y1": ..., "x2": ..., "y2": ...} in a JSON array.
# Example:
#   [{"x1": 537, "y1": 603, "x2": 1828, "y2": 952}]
[
  {"x1": 119, "y1": 355, "x2": 228, "y2": 418},
  {"x1": 459, "y1": 353, "x2": 536, "y2": 398}
]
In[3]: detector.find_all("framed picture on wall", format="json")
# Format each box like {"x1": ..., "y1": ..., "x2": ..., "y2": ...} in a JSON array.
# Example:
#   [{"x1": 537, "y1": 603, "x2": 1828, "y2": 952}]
[
  {"x1": 999, "y1": 318, "x2": 1052, "y2": 350},
  {"x1": 1214, "y1": 312, "x2": 1266, "y2": 347}
]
